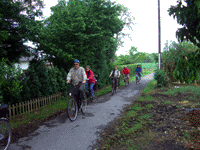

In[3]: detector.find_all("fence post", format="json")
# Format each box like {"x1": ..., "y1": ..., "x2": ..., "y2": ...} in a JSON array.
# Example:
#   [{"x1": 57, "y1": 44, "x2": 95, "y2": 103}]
[
  {"x1": 28, "y1": 101, "x2": 30, "y2": 113},
  {"x1": 22, "y1": 102, "x2": 24, "y2": 114},
  {"x1": 12, "y1": 104, "x2": 15, "y2": 117},
  {"x1": 16, "y1": 103, "x2": 19, "y2": 116},
  {"x1": 30, "y1": 100, "x2": 33, "y2": 112},
  {"x1": 8, "y1": 105, "x2": 11, "y2": 119},
  {"x1": 35, "y1": 99, "x2": 38, "y2": 110},
  {"x1": 19, "y1": 102, "x2": 22, "y2": 114}
]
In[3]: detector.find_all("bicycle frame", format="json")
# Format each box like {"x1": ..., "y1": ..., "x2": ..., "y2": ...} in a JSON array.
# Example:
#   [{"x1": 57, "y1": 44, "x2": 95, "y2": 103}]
[{"x1": 66, "y1": 82, "x2": 83, "y2": 104}]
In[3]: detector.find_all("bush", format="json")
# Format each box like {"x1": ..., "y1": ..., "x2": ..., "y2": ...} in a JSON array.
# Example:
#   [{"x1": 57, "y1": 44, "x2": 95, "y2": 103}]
[
  {"x1": 154, "y1": 69, "x2": 169, "y2": 87},
  {"x1": 0, "y1": 58, "x2": 23, "y2": 105}
]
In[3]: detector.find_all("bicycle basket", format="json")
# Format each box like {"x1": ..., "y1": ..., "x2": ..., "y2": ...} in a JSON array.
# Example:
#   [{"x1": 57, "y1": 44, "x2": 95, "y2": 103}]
[{"x1": 0, "y1": 104, "x2": 8, "y2": 118}]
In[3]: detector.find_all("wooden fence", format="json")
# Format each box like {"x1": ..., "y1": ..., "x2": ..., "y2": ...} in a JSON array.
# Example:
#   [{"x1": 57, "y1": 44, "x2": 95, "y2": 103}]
[{"x1": 8, "y1": 92, "x2": 62, "y2": 118}]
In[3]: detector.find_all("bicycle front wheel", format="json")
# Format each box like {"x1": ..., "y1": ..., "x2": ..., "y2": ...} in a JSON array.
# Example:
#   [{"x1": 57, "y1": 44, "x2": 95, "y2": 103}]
[
  {"x1": 0, "y1": 119, "x2": 12, "y2": 150},
  {"x1": 67, "y1": 98, "x2": 78, "y2": 122}
]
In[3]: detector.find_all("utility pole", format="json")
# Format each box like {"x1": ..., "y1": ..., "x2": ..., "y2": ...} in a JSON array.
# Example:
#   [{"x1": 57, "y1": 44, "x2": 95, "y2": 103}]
[{"x1": 158, "y1": 0, "x2": 161, "y2": 70}]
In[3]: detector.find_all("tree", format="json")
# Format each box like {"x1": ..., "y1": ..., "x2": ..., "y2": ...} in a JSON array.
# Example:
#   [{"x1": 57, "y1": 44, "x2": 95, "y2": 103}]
[
  {"x1": 35, "y1": 0, "x2": 125, "y2": 88},
  {"x1": 0, "y1": 0, "x2": 44, "y2": 65},
  {"x1": 168, "y1": 0, "x2": 200, "y2": 47},
  {"x1": 111, "y1": 4, "x2": 135, "y2": 62}
]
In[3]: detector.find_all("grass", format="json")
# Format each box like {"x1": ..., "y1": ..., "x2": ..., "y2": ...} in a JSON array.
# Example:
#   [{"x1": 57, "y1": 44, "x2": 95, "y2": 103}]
[
  {"x1": 9, "y1": 68, "x2": 155, "y2": 131},
  {"x1": 97, "y1": 75, "x2": 200, "y2": 150},
  {"x1": 98, "y1": 79, "x2": 157, "y2": 150},
  {"x1": 163, "y1": 86, "x2": 200, "y2": 96}
]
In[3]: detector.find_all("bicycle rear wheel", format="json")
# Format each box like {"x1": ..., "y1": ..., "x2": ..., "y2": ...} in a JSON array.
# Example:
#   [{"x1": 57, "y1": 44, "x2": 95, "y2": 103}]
[
  {"x1": 0, "y1": 119, "x2": 12, "y2": 150},
  {"x1": 81, "y1": 97, "x2": 87, "y2": 114},
  {"x1": 112, "y1": 80, "x2": 115, "y2": 95},
  {"x1": 67, "y1": 98, "x2": 78, "y2": 122},
  {"x1": 136, "y1": 77, "x2": 138, "y2": 85}
]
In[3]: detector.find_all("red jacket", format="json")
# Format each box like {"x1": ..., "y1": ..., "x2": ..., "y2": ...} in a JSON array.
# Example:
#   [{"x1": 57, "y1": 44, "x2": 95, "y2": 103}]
[
  {"x1": 122, "y1": 68, "x2": 130, "y2": 75},
  {"x1": 85, "y1": 70, "x2": 95, "y2": 84}
]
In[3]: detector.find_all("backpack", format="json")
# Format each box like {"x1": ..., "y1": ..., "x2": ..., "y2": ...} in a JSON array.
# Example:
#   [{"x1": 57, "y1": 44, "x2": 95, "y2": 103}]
[
  {"x1": 94, "y1": 74, "x2": 98, "y2": 84},
  {"x1": 111, "y1": 69, "x2": 119, "y2": 77}
]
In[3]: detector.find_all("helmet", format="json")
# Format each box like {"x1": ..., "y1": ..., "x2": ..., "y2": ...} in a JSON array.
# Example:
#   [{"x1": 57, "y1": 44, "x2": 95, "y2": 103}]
[
  {"x1": 73, "y1": 59, "x2": 80, "y2": 63},
  {"x1": 124, "y1": 65, "x2": 127, "y2": 67}
]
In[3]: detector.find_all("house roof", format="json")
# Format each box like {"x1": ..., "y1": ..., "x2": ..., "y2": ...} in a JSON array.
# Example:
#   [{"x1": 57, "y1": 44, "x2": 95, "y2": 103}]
[{"x1": 19, "y1": 56, "x2": 34, "y2": 62}]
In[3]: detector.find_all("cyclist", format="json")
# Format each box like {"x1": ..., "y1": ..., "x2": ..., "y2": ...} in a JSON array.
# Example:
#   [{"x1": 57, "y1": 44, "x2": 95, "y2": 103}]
[
  {"x1": 85, "y1": 65, "x2": 96, "y2": 101},
  {"x1": 109, "y1": 65, "x2": 120, "y2": 89},
  {"x1": 66, "y1": 59, "x2": 87, "y2": 110},
  {"x1": 122, "y1": 65, "x2": 130, "y2": 84},
  {"x1": 135, "y1": 65, "x2": 142, "y2": 82}
]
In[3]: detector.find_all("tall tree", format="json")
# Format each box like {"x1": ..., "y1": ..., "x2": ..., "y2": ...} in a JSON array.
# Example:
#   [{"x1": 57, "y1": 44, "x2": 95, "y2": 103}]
[
  {"x1": 0, "y1": 0, "x2": 44, "y2": 65},
  {"x1": 111, "y1": 5, "x2": 135, "y2": 62},
  {"x1": 168, "y1": 0, "x2": 200, "y2": 47},
  {"x1": 36, "y1": 0, "x2": 125, "y2": 88}
]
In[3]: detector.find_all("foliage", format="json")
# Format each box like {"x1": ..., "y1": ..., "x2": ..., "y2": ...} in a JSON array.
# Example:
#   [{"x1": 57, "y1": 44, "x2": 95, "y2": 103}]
[
  {"x1": 26, "y1": 65, "x2": 42, "y2": 100},
  {"x1": 161, "y1": 41, "x2": 198, "y2": 82},
  {"x1": 34, "y1": 60, "x2": 51, "y2": 97},
  {"x1": 152, "y1": 53, "x2": 158, "y2": 63},
  {"x1": 48, "y1": 67, "x2": 59, "y2": 95},
  {"x1": 0, "y1": 58, "x2": 23, "y2": 105},
  {"x1": 0, "y1": 0, "x2": 44, "y2": 65},
  {"x1": 173, "y1": 49, "x2": 200, "y2": 84},
  {"x1": 154, "y1": 69, "x2": 169, "y2": 87},
  {"x1": 168, "y1": 0, "x2": 200, "y2": 48},
  {"x1": 115, "y1": 46, "x2": 155, "y2": 65},
  {"x1": 35, "y1": 0, "x2": 125, "y2": 89},
  {"x1": 112, "y1": 4, "x2": 135, "y2": 61}
]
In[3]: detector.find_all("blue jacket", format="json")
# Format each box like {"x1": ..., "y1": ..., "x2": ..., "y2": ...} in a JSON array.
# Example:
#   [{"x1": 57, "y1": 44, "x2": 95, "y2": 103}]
[{"x1": 135, "y1": 67, "x2": 142, "y2": 73}]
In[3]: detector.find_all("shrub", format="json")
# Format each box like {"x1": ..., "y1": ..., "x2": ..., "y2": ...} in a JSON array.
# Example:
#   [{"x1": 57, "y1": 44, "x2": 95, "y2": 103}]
[
  {"x1": 0, "y1": 58, "x2": 23, "y2": 105},
  {"x1": 154, "y1": 69, "x2": 169, "y2": 87}
]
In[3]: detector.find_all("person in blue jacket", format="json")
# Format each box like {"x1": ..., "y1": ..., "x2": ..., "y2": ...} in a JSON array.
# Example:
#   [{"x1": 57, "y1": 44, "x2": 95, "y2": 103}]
[{"x1": 135, "y1": 65, "x2": 142, "y2": 81}]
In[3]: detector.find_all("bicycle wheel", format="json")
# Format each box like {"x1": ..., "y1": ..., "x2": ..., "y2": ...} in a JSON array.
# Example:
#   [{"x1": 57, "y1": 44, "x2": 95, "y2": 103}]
[
  {"x1": 112, "y1": 79, "x2": 115, "y2": 95},
  {"x1": 136, "y1": 77, "x2": 138, "y2": 85},
  {"x1": 93, "y1": 89, "x2": 97, "y2": 99},
  {"x1": 81, "y1": 97, "x2": 87, "y2": 114},
  {"x1": 125, "y1": 78, "x2": 128, "y2": 87},
  {"x1": 67, "y1": 98, "x2": 78, "y2": 122},
  {"x1": 114, "y1": 79, "x2": 117, "y2": 93},
  {"x1": 0, "y1": 119, "x2": 12, "y2": 150}
]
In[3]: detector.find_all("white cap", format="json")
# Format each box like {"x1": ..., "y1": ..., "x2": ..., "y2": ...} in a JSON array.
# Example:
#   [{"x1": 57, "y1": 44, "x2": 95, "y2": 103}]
[{"x1": 124, "y1": 65, "x2": 127, "y2": 67}]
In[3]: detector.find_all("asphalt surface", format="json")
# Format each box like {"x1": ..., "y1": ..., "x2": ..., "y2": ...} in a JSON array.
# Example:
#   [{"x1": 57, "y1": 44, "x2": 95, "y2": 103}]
[{"x1": 6, "y1": 73, "x2": 154, "y2": 150}]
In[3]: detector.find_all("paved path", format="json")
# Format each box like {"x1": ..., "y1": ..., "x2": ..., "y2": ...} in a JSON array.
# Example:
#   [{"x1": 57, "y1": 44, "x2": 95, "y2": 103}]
[{"x1": 7, "y1": 73, "x2": 154, "y2": 150}]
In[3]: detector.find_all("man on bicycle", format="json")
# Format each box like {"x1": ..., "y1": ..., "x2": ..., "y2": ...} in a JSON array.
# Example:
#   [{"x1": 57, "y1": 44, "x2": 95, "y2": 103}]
[
  {"x1": 135, "y1": 65, "x2": 142, "y2": 81},
  {"x1": 66, "y1": 59, "x2": 87, "y2": 110},
  {"x1": 122, "y1": 65, "x2": 130, "y2": 84},
  {"x1": 109, "y1": 66, "x2": 120, "y2": 89}
]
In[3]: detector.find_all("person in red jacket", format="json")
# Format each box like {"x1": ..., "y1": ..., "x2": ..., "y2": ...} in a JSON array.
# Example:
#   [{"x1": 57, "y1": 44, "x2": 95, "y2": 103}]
[
  {"x1": 85, "y1": 65, "x2": 96, "y2": 100},
  {"x1": 122, "y1": 65, "x2": 130, "y2": 84}
]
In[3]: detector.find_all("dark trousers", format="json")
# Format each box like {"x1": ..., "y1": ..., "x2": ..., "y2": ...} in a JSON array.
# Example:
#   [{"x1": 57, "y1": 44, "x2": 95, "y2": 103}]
[
  {"x1": 112, "y1": 78, "x2": 119, "y2": 87},
  {"x1": 72, "y1": 83, "x2": 86, "y2": 100}
]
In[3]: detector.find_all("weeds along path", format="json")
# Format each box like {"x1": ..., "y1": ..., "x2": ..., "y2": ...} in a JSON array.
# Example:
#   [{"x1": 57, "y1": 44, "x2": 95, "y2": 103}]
[
  {"x1": 8, "y1": 73, "x2": 154, "y2": 150},
  {"x1": 98, "y1": 79, "x2": 200, "y2": 150}
]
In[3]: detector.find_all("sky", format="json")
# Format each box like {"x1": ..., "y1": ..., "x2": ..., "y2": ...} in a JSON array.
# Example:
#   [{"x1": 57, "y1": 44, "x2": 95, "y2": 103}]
[{"x1": 33, "y1": 0, "x2": 183, "y2": 56}]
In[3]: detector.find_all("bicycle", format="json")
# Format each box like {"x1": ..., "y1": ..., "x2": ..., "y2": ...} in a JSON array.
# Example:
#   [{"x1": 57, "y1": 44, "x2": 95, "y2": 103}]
[
  {"x1": 111, "y1": 77, "x2": 118, "y2": 95},
  {"x1": 123, "y1": 74, "x2": 129, "y2": 87},
  {"x1": 66, "y1": 81, "x2": 87, "y2": 122},
  {"x1": 135, "y1": 72, "x2": 141, "y2": 85},
  {"x1": 0, "y1": 104, "x2": 12, "y2": 150}
]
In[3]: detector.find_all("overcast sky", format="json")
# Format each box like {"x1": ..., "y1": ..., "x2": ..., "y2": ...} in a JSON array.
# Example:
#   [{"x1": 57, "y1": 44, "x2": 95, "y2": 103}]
[{"x1": 34, "y1": 0, "x2": 183, "y2": 56}]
